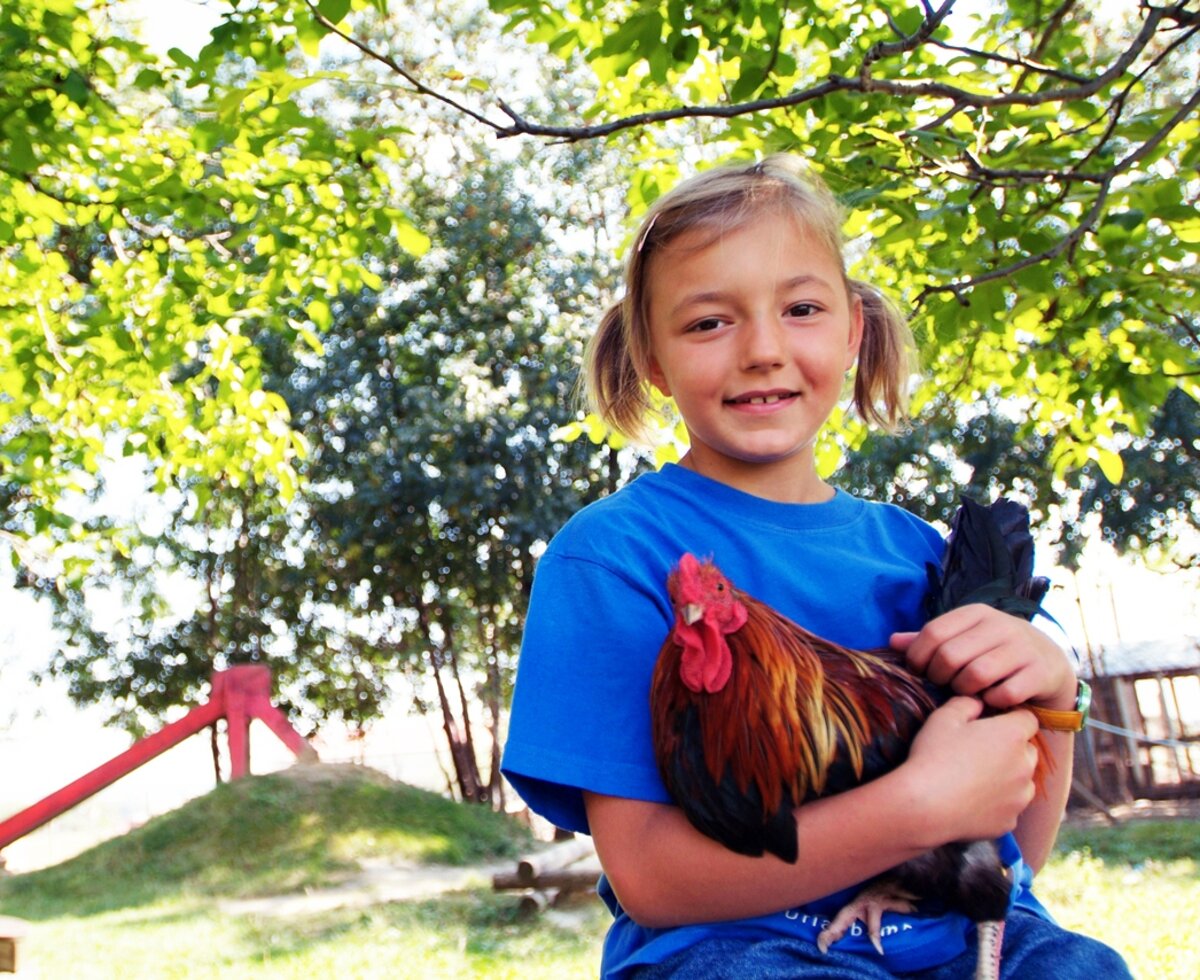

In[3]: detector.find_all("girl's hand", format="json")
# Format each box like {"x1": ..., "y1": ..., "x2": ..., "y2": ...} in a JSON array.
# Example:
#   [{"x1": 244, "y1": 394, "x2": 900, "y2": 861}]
[
  {"x1": 902, "y1": 696, "x2": 1040, "y2": 841},
  {"x1": 891, "y1": 604, "x2": 1077, "y2": 711}
]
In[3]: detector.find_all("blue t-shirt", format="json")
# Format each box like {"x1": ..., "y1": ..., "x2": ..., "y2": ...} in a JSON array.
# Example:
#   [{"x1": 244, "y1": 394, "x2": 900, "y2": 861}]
[{"x1": 502, "y1": 464, "x2": 1047, "y2": 977}]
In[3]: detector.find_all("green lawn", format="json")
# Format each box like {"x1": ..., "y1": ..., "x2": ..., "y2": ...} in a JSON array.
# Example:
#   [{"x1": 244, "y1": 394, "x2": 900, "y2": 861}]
[
  {"x1": 2, "y1": 891, "x2": 609, "y2": 979},
  {"x1": 1035, "y1": 820, "x2": 1200, "y2": 980},
  {"x1": 1, "y1": 768, "x2": 1195, "y2": 978}
]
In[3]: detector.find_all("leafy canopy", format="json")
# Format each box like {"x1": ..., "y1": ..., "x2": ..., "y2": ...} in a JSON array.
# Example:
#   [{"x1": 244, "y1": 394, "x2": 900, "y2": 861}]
[
  {"x1": 476, "y1": 0, "x2": 1200, "y2": 483},
  {"x1": 1, "y1": 0, "x2": 428, "y2": 560}
]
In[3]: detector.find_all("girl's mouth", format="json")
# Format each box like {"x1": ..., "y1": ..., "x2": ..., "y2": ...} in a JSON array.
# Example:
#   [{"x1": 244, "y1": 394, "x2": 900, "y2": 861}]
[{"x1": 726, "y1": 391, "x2": 799, "y2": 406}]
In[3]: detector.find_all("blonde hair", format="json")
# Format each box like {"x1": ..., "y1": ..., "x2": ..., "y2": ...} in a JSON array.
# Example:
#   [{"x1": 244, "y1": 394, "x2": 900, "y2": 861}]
[{"x1": 584, "y1": 154, "x2": 913, "y2": 441}]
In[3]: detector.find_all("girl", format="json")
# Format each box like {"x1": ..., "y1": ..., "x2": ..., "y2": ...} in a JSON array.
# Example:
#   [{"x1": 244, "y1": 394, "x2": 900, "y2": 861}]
[{"x1": 502, "y1": 155, "x2": 1130, "y2": 979}]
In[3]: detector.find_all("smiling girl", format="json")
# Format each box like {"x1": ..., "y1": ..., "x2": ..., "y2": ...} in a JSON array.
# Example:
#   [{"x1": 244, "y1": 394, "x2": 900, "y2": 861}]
[{"x1": 502, "y1": 156, "x2": 1130, "y2": 979}]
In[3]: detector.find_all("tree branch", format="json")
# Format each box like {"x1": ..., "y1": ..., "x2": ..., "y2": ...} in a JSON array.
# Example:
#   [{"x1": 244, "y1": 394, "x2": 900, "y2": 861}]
[
  {"x1": 861, "y1": 0, "x2": 956, "y2": 75},
  {"x1": 1170, "y1": 311, "x2": 1200, "y2": 353},
  {"x1": 925, "y1": 39, "x2": 1091, "y2": 85},
  {"x1": 301, "y1": 0, "x2": 507, "y2": 133},
  {"x1": 1111, "y1": 83, "x2": 1200, "y2": 172},
  {"x1": 496, "y1": 3, "x2": 1174, "y2": 140},
  {"x1": 914, "y1": 83, "x2": 1200, "y2": 304},
  {"x1": 922, "y1": 72, "x2": 1200, "y2": 197},
  {"x1": 298, "y1": 0, "x2": 1184, "y2": 144},
  {"x1": 1070, "y1": 21, "x2": 1200, "y2": 173},
  {"x1": 1015, "y1": 0, "x2": 1079, "y2": 91},
  {"x1": 757, "y1": 0, "x2": 791, "y2": 80}
]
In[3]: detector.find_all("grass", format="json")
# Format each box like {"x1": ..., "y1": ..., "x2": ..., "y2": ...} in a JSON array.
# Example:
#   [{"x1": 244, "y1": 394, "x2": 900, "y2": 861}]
[
  {"x1": 0, "y1": 763, "x2": 531, "y2": 920},
  {"x1": 1036, "y1": 819, "x2": 1200, "y2": 980},
  {"x1": 0, "y1": 771, "x2": 1195, "y2": 978},
  {"x1": 0, "y1": 892, "x2": 609, "y2": 979}
]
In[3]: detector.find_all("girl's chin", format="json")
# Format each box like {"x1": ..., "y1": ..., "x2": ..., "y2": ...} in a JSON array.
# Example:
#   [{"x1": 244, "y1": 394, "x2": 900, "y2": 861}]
[{"x1": 691, "y1": 442, "x2": 818, "y2": 470}]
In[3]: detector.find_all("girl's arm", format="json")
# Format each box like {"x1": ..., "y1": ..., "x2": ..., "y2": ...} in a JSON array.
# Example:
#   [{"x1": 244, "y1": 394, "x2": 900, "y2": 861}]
[
  {"x1": 1013, "y1": 725, "x2": 1074, "y2": 871},
  {"x1": 893, "y1": 604, "x2": 1078, "y2": 872},
  {"x1": 586, "y1": 696, "x2": 1039, "y2": 928}
]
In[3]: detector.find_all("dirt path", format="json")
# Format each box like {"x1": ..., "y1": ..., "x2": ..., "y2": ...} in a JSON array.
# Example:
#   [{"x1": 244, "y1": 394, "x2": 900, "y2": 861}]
[
  {"x1": 221, "y1": 796, "x2": 1198, "y2": 920},
  {"x1": 218, "y1": 856, "x2": 516, "y2": 918},
  {"x1": 1064, "y1": 796, "x2": 1200, "y2": 828}
]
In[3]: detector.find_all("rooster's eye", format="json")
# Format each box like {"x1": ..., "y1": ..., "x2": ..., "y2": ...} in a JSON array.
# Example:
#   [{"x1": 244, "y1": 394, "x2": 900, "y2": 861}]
[{"x1": 716, "y1": 583, "x2": 725, "y2": 591}]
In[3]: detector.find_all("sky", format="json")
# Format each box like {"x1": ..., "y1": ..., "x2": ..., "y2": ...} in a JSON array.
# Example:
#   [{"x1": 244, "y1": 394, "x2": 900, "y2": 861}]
[{"x1": 128, "y1": 0, "x2": 222, "y2": 56}]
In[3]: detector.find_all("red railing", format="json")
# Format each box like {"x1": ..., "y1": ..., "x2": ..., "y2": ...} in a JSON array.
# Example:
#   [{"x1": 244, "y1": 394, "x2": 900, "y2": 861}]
[{"x1": 0, "y1": 665, "x2": 317, "y2": 853}]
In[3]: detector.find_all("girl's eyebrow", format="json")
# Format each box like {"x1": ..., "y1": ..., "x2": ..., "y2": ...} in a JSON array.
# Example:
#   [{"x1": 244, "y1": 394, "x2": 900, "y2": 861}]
[
  {"x1": 780, "y1": 274, "x2": 836, "y2": 292},
  {"x1": 668, "y1": 290, "x2": 727, "y2": 317},
  {"x1": 668, "y1": 275, "x2": 835, "y2": 317}
]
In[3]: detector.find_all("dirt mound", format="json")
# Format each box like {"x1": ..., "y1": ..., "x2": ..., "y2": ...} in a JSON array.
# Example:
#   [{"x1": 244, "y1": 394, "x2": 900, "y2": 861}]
[{"x1": 275, "y1": 760, "x2": 400, "y2": 789}]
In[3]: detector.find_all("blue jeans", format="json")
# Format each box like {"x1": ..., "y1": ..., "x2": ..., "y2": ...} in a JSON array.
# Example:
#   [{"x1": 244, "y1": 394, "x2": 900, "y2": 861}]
[{"x1": 632, "y1": 909, "x2": 1134, "y2": 979}]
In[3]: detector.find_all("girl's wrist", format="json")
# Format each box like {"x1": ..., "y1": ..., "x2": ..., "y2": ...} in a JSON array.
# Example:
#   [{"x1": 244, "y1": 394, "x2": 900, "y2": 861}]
[
  {"x1": 1030, "y1": 675, "x2": 1080, "y2": 712},
  {"x1": 1028, "y1": 677, "x2": 1090, "y2": 732}
]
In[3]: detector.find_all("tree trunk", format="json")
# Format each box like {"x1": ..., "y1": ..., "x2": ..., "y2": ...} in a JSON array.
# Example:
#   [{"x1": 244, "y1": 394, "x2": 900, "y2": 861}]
[
  {"x1": 606, "y1": 441, "x2": 621, "y2": 495},
  {"x1": 480, "y1": 608, "x2": 506, "y2": 810},
  {"x1": 416, "y1": 600, "x2": 487, "y2": 804},
  {"x1": 210, "y1": 723, "x2": 224, "y2": 784}
]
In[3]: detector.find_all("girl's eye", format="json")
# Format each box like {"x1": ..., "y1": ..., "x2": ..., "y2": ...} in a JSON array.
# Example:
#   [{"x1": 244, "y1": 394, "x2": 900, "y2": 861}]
[
  {"x1": 688, "y1": 317, "x2": 723, "y2": 333},
  {"x1": 787, "y1": 302, "x2": 819, "y2": 318}
]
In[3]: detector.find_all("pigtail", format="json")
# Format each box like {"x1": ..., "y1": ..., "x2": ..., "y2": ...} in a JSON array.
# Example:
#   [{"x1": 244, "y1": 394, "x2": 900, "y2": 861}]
[
  {"x1": 583, "y1": 299, "x2": 652, "y2": 441},
  {"x1": 849, "y1": 280, "x2": 914, "y2": 430}
]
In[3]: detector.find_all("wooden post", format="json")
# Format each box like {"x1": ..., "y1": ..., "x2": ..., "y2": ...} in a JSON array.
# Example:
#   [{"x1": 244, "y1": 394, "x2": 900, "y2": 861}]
[
  {"x1": 1116, "y1": 679, "x2": 1147, "y2": 795},
  {"x1": 225, "y1": 679, "x2": 250, "y2": 780},
  {"x1": 0, "y1": 917, "x2": 29, "y2": 974}
]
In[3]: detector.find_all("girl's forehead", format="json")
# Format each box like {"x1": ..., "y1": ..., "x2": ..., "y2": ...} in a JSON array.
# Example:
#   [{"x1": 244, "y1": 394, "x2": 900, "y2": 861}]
[{"x1": 648, "y1": 209, "x2": 841, "y2": 270}]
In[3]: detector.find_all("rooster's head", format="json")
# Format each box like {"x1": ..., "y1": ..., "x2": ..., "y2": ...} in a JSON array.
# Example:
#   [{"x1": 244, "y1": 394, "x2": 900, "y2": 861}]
[{"x1": 667, "y1": 553, "x2": 749, "y2": 694}]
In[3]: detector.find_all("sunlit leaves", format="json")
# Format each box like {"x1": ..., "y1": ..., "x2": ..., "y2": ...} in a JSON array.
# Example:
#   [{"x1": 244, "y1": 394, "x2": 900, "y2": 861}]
[{"x1": 2, "y1": 0, "x2": 433, "y2": 562}]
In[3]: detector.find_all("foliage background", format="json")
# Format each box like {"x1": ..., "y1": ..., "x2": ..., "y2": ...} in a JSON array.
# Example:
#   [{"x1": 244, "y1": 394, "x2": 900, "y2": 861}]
[{"x1": 2, "y1": 0, "x2": 1197, "y2": 798}]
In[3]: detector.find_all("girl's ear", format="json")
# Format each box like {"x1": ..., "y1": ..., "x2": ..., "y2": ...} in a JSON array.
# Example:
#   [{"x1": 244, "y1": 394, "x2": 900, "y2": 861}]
[
  {"x1": 646, "y1": 354, "x2": 672, "y2": 397},
  {"x1": 845, "y1": 291, "x2": 865, "y2": 369}
]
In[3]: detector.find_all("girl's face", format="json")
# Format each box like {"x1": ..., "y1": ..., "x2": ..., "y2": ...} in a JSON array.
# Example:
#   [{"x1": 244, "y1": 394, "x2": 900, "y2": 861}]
[{"x1": 644, "y1": 210, "x2": 862, "y2": 503}]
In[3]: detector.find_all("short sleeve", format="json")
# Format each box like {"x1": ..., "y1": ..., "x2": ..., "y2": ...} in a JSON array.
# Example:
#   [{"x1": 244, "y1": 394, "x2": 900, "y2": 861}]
[{"x1": 501, "y1": 550, "x2": 674, "y2": 834}]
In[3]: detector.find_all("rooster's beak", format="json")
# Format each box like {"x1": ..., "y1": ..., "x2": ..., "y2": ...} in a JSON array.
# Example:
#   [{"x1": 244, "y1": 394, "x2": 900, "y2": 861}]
[{"x1": 682, "y1": 603, "x2": 703, "y2": 625}]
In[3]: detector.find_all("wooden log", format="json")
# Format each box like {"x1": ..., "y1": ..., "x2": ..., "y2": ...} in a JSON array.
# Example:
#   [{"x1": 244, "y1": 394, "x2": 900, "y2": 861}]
[
  {"x1": 494, "y1": 865, "x2": 601, "y2": 893},
  {"x1": 515, "y1": 837, "x2": 595, "y2": 886},
  {"x1": 517, "y1": 890, "x2": 552, "y2": 916}
]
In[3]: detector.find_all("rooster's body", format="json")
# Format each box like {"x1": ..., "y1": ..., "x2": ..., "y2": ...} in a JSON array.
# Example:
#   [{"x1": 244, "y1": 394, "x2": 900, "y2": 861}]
[{"x1": 649, "y1": 497, "x2": 1052, "y2": 979}]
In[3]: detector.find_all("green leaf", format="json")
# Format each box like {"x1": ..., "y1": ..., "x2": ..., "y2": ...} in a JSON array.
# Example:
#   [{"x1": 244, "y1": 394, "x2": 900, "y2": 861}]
[
  {"x1": 725, "y1": 69, "x2": 756, "y2": 102},
  {"x1": 307, "y1": 298, "x2": 332, "y2": 329},
  {"x1": 317, "y1": 0, "x2": 353, "y2": 25},
  {"x1": 861, "y1": 126, "x2": 905, "y2": 148},
  {"x1": 393, "y1": 215, "x2": 432, "y2": 257},
  {"x1": 297, "y1": 14, "x2": 326, "y2": 56},
  {"x1": 893, "y1": 6, "x2": 927, "y2": 36},
  {"x1": 63, "y1": 69, "x2": 90, "y2": 106},
  {"x1": 1092, "y1": 447, "x2": 1125, "y2": 485}
]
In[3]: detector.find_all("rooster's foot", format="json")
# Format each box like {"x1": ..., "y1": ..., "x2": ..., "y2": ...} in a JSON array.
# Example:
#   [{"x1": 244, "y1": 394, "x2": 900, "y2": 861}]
[
  {"x1": 974, "y1": 920, "x2": 1005, "y2": 980},
  {"x1": 816, "y1": 879, "x2": 919, "y2": 956}
]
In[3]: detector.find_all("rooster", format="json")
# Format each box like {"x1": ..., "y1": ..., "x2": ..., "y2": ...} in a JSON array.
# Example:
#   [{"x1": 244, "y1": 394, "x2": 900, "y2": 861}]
[{"x1": 649, "y1": 497, "x2": 1053, "y2": 980}]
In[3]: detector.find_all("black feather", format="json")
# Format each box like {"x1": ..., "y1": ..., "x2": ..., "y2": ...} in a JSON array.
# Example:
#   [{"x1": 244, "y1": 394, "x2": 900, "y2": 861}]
[
  {"x1": 667, "y1": 703, "x2": 799, "y2": 862},
  {"x1": 892, "y1": 840, "x2": 1011, "y2": 922},
  {"x1": 925, "y1": 496, "x2": 1049, "y2": 623}
]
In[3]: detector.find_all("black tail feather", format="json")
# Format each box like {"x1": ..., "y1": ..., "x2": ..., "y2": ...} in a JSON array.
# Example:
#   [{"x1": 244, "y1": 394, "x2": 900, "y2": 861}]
[{"x1": 925, "y1": 496, "x2": 1049, "y2": 621}]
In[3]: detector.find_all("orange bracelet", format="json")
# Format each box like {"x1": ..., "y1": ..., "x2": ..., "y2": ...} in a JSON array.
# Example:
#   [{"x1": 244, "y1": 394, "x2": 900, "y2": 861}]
[
  {"x1": 1026, "y1": 679, "x2": 1091, "y2": 732},
  {"x1": 1026, "y1": 705, "x2": 1085, "y2": 732}
]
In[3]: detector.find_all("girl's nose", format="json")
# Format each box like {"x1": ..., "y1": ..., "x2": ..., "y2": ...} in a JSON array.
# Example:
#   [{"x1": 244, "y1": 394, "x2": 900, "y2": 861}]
[{"x1": 739, "y1": 315, "x2": 787, "y2": 371}]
